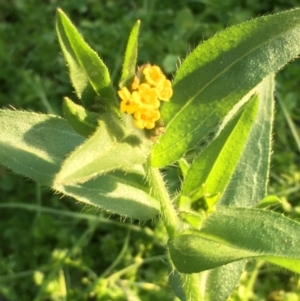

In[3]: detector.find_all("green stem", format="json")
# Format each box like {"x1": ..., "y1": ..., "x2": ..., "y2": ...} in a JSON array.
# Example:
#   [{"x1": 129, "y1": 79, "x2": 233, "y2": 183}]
[
  {"x1": 148, "y1": 166, "x2": 202, "y2": 300},
  {"x1": 148, "y1": 166, "x2": 180, "y2": 237}
]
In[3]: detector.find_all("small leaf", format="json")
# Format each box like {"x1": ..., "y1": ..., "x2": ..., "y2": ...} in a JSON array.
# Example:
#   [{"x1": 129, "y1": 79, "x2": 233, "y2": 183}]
[
  {"x1": 179, "y1": 209, "x2": 206, "y2": 229},
  {"x1": 180, "y1": 93, "x2": 258, "y2": 210},
  {"x1": 256, "y1": 195, "x2": 281, "y2": 208},
  {"x1": 0, "y1": 110, "x2": 159, "y2": 219},
  {"x1": 56, "y1": 8, "x2": 118, "y2": 111},
  {"x1": 169, "y1": 207, "x2": 300, "y2": 273},
  {"x1": 119, "y1": 20, "x2": 140, "y2": 88},
  {"x1": 63, "y1": 97, "x2": 100, "y2": 137},
  {"x1": 55, "y1": 113, "x2": 152, "y2": 184},
  {"x1": 151, "y1": 9, "x2": 300, "y2": 167},
  {"x1": 178, "y1": 158, "x2": 189, "y2": 179}
]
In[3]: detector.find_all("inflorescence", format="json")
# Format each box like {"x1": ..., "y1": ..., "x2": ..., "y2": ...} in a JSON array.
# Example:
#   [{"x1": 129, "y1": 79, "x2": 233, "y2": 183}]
[{"x1": 118, "y1": 64, "x2": 173, "y2": 129}]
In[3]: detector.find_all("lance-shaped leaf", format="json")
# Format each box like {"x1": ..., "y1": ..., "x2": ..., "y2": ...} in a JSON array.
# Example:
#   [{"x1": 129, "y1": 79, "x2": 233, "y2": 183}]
[
  {"x1": 119, "y1": 20, "x2": 140, "y2": 88},
  {"x1": 199, "y1": 76, "x2": 275, "y2": 301},
  {"x1": 219, "y1": 75, "x2": 274, "y2": 207},
  {"x1": 0, "y1": 110, "x2": 159, "y2": 219},
  {"x1": 151, "y1": 9, "x2": 300, "y2": 167},
  {"x1": 168, "y1": 270, "x2": 186, "y2": 301},
  {"x1": 56, "y1": 8, "x2": 118, "y2": 110},
  {"x1": 201, "y1": 261, "x2": 246, "y2": 301},
  {"x1": 169, "y1": 207, "x2": 300, "y2": 273},
  {"x1": 0, "y1": 110, "x2": 85, "y2": 185},
  {"x1": 180, "y1": 93, "x2": 258, "y2": 210},
  {"x1": 55, "y1": 170, "x2": 160, "y2": 220},
  {"x1": 55, "y1": 113, "x2": 152, "y2": 184},
  {"x1": 63, "y1": 97, "x2": 101, "y2": 137}
]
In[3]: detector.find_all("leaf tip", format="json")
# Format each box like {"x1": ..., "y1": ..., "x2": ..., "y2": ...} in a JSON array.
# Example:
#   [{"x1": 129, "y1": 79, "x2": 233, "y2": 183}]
[{"x1": 56, "y1": 7, "x2": 63, "y2": 15}]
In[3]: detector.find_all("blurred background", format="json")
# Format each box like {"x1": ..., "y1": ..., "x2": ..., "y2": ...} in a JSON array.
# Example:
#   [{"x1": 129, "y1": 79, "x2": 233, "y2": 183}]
[{"x1": 1, "y1": 0, "x2": 300, "y2": 300}]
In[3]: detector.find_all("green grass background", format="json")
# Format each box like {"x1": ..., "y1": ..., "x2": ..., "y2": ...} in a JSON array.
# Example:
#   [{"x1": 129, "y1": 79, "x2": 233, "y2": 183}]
[{"x1": 1, "y1": 0, "x2": 300, "y2": 300}]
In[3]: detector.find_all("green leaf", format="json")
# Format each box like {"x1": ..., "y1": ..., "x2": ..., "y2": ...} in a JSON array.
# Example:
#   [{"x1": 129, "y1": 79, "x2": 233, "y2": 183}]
[
  {"x1": 178, "y1": 158, "x2": 189, "y2": 179},
  {"x1": 168, "y1": 270, "x2": 186, "y2": 301},
  {"x1": 169, "y1": 207, "x2": 300, "y2": 273},
  {"x1": 0, "y1": 110, "x2": 84, "y2": 185},
  {"x1": 56, "y1": 8, "x2": 117, "y2": 110},
  {"x1": 180, "y1": 93, "x2": 258, "y2": 210},
  {"x1": 219, "y1": 75, "x2": 274, "y2": 206},
  {"x1": 179, "y1": 209, "x2": 206, "y2": 229},
  {"x1": 63, "y1": 97, "x2": 101, "y2": 137},
  {"x1": 55, "y1": 170, "x2": 160, "y2": 220},
  {"x1": 119, "y1": 20, "x2": 140, "y2": 88},
  {"x1": 55, "y1": 113, "x2": 152, "y2": 184},
  {"x1": 256, "y1": 195, "x2": 281, "y2": 209},
  {"x1": 0, "y1": 110, "x2": 159, "y2": 219},
  {"x1": 201, "y1": 261, "x2": 246, "y2": 301},
  {"x1": 199, "y1": 76, "x2": 275, "y2": 301},
  {"x1": 151, "y1": 9, "x2": 300, "y2": 167},
  {"x1": 169, "y1": 269, "x2": 240, "y2": 301}
]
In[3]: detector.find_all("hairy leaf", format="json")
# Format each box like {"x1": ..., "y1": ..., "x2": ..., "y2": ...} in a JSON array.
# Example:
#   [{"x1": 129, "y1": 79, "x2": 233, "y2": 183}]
[
  {"x1": 151, "y1": 9, "x2": 300, "y2": 167},
  {"x1": 0, "y1": 110, "x2": 159, "y2": 219},
  {"x1": 56, "y1": 8, "x2": 117, "y2": 111},
  {"x1": 169, "y1": 207, "x2": 300, "y2": 273},
  {"x1": 119, "y1": 20, "x2": 140, "y2": 88},
  {"x1": 180, "y1": 94, "x2": 258, "y2": 210},
  {"x1": 55, "y1": 113, "x2": 152, "y2": 184},
  {"x1": 199, "y1": 76, "x2": 275, "y2": 301},
  {"x1": 63, "y1": 97, "x2": 100, "y2": 137},
  {"x1": 200, "y1": 261, "x2": 246, "y2": 301},
  {"x1": 219, "y1": 75, "x2": 274, "y2": 206}
]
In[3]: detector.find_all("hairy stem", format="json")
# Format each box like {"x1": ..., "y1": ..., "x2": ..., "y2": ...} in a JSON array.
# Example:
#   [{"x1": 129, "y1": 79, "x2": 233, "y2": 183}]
[
  {"x1": 148, "y1": 166, "x2": 180, "y2": 237},
  {"x1": 148, "y1": 166, "x2": 202, "y2": 300}
]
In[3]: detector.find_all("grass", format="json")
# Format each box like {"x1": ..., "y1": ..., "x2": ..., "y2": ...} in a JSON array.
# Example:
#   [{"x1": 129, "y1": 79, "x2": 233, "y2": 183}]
[{"x1": 1, "y1": 0, "x2": 300, "y2": 300}]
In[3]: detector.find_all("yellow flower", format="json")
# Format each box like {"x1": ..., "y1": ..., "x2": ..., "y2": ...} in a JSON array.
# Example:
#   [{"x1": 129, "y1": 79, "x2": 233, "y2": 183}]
[
  {"x1": 118, "y1": 87, "x2": 138, "y2": 114},
  {"x1": 132, "y1": 83, "x2": 160, "y2": 109},
  {"x1": 142, "y1": 64, "x2": 166, "y2": 88},
  {"x1": 134, "y1": 109, "x2": 161, "y2": 129},
  {"x1": 158, "y1": 79, "x2": 173, "y2": 101},
  {"x1": 131, "y1": 76, "x2": 140, "y2": 90}
]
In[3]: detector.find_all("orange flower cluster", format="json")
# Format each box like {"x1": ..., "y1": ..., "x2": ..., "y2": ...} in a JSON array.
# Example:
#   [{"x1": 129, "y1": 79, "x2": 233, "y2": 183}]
[{"x1": 118, "y1": 64, "x2": 173, "y2": 129}]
